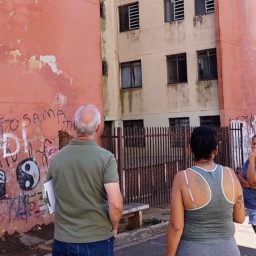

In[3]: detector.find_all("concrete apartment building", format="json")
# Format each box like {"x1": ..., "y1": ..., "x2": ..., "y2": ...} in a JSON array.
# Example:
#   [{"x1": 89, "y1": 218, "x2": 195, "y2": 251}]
[{"x1": 101, "y1": 0, "x2": 256, "y2": 131}]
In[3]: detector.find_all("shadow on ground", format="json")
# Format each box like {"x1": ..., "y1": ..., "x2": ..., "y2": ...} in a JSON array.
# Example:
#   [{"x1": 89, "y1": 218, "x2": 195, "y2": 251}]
[
  {"x1": 0, "y1": 224, "x2": 53, "y2": 256},
  {"x1": 239, "y1": 245, "x2": 256, "y2": 256}
]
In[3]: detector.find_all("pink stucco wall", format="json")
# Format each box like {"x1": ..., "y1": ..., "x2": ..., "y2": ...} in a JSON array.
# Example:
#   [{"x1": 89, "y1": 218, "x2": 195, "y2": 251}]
[
  {"x1": 215, "y1": 0, "x2": 256, "y2": 125},
  {"x1": 0, "y1": 0, "x2": 102, "y2": 235}
]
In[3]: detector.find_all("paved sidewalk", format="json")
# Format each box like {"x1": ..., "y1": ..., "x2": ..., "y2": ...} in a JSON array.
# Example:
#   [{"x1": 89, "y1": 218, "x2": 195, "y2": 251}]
[
  {"x1": 1, "y1": 206, "x2": 255, "y2": 256},
  {"x1": 115, "y1": 215, "x2": 256, "y2": 256}
]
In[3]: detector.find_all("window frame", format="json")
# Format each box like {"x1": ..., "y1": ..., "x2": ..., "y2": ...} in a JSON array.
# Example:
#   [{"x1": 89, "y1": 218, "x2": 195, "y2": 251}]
[
  {"x1": 167, "y1": 53, "x2": 188, "y2": 84},
  {"x1": 164, "y1": 0, "x2": 185, "y2": 22},
  {"x1": 120, "y1": 60, "x2": 142, "y2": 89},
  {"x1": 200, "y1": 115, "x2": 220, "y2": 127},
  {"x1": 195, "y1": 0, "x2": 215, "y2": 16},
  {"x1": 119, "y1": 2, "x2": 140, "y2": 33},
  {"x1": 102, "y1": 61, "x2": 108, "y2": 76},
  {"x1": 123, "y1": 119, "x2": 145, "y2": 147},
  {"x1": 169, "y1": 117, "x2": 190, "y2": 147},
  {"x1": 197, "y1": 49, "x2": 218, "y2": 81}
]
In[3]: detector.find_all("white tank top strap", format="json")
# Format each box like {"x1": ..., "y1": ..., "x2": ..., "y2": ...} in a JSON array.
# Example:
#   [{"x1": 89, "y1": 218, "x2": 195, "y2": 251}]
[
  {"x1": 226, "y1": 167, "x2": 235, "y2": 202},
  {"x1": 184, "y1": 170, "x2": 196, "y2": 208}
]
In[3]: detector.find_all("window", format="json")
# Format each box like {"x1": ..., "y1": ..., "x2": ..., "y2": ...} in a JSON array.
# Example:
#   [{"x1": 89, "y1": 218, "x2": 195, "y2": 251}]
[
  {"x1": 119, "y1": 2, "x2": 139, "y2": 32},
  {"x1": 164, "y1": 0, "x2": 185, "y2": 22},
  {"x1": 197, "y1": 49, "x2": 218, "y2": 81},
  {"x1": 167, "y1": 54, "x2": 187, "y2": 84},
  {"x1": 100, "y1": 1, "x2": 106, "y2": 18},
  {"x1": 169, "y1": 117, "x2": 190, "y2": 128},
  {"x1": 195, "y1": 0, "x2": 215, "y2": 16},
  {"x1": 200, "y1": 116, "x2": 220, "y2": 127},
  {"x1": 169, "y1": 117, "x2": 189, "y2": 147},
  {"x1": 102, "y1": 61, "x2": 108, "y2": 76},
  {"x1": 123, "y1": 120, "x2": 145, "y2": 147},
  {"x1": 121, "y1": 60, "x2": 142, "y2": 89},
  {"x1": 103, "y1": 121, "x2": 114, "y2": 153}
]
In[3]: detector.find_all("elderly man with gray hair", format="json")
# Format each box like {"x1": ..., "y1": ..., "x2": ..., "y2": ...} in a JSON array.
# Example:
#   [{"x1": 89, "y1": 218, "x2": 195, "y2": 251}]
[{"x1": 47, "y1": 104, "x2": 123, "y2": 256}]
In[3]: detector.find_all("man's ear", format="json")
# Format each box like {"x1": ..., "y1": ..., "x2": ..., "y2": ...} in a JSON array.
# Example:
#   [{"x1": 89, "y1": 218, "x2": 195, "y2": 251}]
[{"x1": 96, "y1": 124, "x2": 100, "y2": 133}]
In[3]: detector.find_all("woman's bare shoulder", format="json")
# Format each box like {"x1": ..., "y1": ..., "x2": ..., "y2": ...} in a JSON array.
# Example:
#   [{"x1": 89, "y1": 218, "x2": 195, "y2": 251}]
[
  {"x1": 222, "y1": 166, "x2": 240, "y2": 185},
  {"x1": 174, "y1": 169, "x2": 192, "y2": 183},
  {"x1": 222, "y1": 166, "x2": 237, "y2": 176}
]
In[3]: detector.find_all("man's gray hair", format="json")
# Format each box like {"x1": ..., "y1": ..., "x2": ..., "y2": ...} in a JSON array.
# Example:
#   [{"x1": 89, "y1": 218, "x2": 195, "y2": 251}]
[{"x1": 74, "y1": 104, "x2": 101, "y2": 136}]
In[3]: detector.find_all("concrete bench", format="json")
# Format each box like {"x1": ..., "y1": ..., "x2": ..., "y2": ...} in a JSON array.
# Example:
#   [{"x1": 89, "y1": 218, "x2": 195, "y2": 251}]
[{"x1": 122, "y1": 203, "x2": 150, "y2": 230}]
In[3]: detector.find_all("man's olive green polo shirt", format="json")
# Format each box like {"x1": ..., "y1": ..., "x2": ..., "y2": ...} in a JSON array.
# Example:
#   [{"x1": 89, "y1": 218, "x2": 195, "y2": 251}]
[{"x1": 47, "y1": 139, "x2": 119, "y2": 243}]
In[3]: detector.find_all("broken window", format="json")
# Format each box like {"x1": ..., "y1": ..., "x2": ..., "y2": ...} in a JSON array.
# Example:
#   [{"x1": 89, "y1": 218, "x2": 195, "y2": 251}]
[
  {"x1": 195, "y1": 0, "x2": 215, "y2": 16},
  {"x1": 121, "y1": 60, "x2": 142, "y2": 89},
  {"x1": 123, "y1": 120, "x2": 145, "y2": 147},
  {"x1": 197, "y1": 49, "x2": 218, "y2": 81},
  {"x1": 119, "y1": 2, "x2": 140, "y2": 32},
  {"x1": 164, "y1": 0, "x2": 185, "y2": 22},
  {"x1": 167, "y1": 53, "x2": 187, "y2": 84},
  {"x1": 200, "y1": 115, "x2": 220, "y2": 127}
]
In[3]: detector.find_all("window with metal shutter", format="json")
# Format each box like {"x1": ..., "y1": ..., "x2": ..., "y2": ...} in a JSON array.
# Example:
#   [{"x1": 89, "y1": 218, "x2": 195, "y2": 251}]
[
  {"x1": 205, "y1": 0, "x2": 214, "y2": 13},
  {"x1": 128, "y1": 2, "x2": 140, "y2": 30}
]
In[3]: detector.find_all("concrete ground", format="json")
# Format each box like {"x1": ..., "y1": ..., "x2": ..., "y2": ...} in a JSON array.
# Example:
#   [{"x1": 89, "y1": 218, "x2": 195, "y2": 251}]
[
  {"x1": 0, "y1": 206, "x2": 255, "y2": 256},
  {"x1": 115, "y1": 209, "x2": 256, "y2": 256}
]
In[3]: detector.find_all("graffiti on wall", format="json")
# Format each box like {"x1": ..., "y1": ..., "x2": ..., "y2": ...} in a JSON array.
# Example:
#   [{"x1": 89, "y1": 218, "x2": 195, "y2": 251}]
[
  {"x1": 230, "y1": 114, "x2": 256, "y2": 166},
  {"x1": 0, "y1": 192, "x2": 45, "y2": 224},
  {"x1": 0, "y1": 170, "x2": 6, "y2": 199},
  {"x1": 0, "y1": 108, "x2": 73, "y2": 232},
  {"x1": 16, "y1": 159, "x2": 40, "y2": 191},
  {"x1": 0, "y1": 108, "x2": 73, "y2": 159}
]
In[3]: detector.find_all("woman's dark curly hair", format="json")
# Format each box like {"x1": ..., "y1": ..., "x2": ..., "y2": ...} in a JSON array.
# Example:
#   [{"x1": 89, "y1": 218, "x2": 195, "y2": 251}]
[{"x1": 190, "y1": 126, "x2": 218, "y2": 161}]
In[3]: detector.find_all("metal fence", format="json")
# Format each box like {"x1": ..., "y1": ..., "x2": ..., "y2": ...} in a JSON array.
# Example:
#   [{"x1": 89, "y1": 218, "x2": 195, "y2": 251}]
[{"x1": 102, "y1": 124, "x2": 244, "y2": 207}]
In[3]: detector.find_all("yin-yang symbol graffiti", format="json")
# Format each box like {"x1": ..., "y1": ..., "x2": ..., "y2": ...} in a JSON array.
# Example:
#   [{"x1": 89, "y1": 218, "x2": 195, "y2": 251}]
[
  {"x1": 0, "y1": 170, "x2": 6, "y2": 199},
  {"x1": 16, "y1": 158, "x2": 40, "y2": 191}
]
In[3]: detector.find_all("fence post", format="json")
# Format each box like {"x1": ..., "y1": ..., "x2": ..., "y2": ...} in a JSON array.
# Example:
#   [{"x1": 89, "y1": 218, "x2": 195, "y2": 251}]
[
  {"x1": 183, "y1": 127, "x2": 188, "y2": 170},
  {"x1": 239, "y1": 123, "x2": 244, "y2": 165},
  {"x1": 117, "y1": 127, "x2": 124, "y2": 195}
]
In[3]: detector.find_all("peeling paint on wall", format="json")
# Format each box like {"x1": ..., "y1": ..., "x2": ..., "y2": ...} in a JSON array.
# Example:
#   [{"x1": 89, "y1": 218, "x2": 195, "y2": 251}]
[
  {"x1": 40, "y1": 55, "x2": 63, "y2": 75},
  {"x1": 8, "y1": 49, "x2": 21, "y2": 64},
  {"x1": 27, "y1": 55, "x2": 43, "y2": 71},
  {"x1": 3, "y1": 49, "x2": 65, "y2": 78},
  {"x1": 55, "y1": 93, "x2": 67, "y2": 106}
]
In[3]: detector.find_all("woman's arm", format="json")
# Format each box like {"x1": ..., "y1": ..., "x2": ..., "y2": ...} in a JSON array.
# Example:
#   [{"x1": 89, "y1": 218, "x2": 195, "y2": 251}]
[
  {"x1": 233, "y1": 173, "x2": 245, "y2": 223},
  {"x1": 237, "y1": 170, "x2": 250, "y2": 188},
  {"x1": 167, "y1": 172, "x2": 184, "y2": 256},
  {"x1": 247, "y1": 150, "x2": 256, "y2": 187}
]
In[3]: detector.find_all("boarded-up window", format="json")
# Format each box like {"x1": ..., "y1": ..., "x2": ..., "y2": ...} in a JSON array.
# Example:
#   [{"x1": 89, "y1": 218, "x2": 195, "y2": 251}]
[
  {"x1": 121, "y1": 60, "x2": 142, "y2": 89},
  {"x1": 167, "y1": 53, "x2": 187, "y2": 84},
  {"x1": 119, "y1": 2, "x2": 140, "y2": 32}
]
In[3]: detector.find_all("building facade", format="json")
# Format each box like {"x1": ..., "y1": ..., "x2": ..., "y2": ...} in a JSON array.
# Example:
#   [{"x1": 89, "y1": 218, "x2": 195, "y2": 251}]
[
  {"x1": 0, "y1": 0, "x2": 102, "y2": 235},
  {"x1": 101, "y1": 0, "x2": 256, "y2": 131}
]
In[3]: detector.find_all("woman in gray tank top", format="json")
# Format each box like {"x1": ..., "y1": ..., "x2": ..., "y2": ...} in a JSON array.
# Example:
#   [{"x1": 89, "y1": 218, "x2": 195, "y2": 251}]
[{"x1": 166, "y1": 126, "x2": 245, "y2": 256}]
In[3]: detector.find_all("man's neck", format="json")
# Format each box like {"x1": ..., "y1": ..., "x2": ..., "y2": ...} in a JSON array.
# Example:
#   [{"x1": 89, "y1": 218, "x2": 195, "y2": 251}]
[{"x1": 75, "y1": 134, "x2": 94, "y2": 141}]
